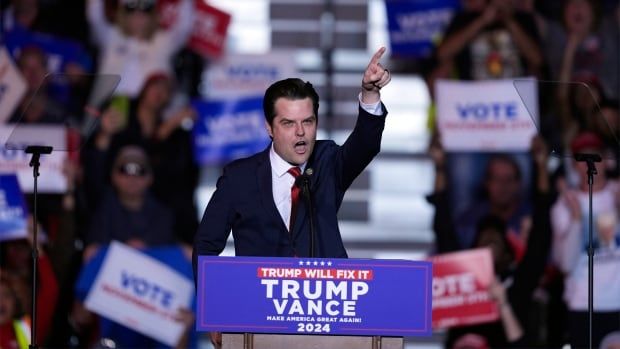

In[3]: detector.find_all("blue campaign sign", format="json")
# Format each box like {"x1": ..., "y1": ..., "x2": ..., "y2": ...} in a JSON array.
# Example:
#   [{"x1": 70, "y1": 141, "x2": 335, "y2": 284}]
[
  {"x1": 4, "y1": 26, "x2": 93, "y2": 73},
  {"x1": 0, "y1": 174, "x2": 28, "y2": 242},
  {"x1": 197, "y1": 256, "x2": 433, "y2": 337},
  {"x1": 385, "y1": 0, "x2": 460, "y2": 57},
  {"x1": 192, "y1": 97, "x2": 271, "y2": 165}
]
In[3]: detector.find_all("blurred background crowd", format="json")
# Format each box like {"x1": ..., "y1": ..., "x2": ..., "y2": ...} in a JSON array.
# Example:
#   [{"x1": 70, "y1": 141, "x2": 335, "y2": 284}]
[{"x1": 0, "y1": 0, "x2": 619, "y2": 348}]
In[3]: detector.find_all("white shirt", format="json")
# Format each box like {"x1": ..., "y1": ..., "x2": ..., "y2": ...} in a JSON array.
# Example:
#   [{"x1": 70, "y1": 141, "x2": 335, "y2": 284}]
[
  {"x1": 551, "y1": 181, "x2": 620, "y2": 273},
  {"x1": 270, "y1": 96, "x2": 382, "y2": 230},
  {"x1": 86, "y1": 0, "x2": 193, "y2": 97}
]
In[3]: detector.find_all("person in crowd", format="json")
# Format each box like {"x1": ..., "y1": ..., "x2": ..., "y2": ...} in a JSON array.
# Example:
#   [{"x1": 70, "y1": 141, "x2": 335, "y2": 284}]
[
  {"x1": 432, "y1": 0, "x2": 543, "y2": 218},
  {"x1": 456, "y1": 154, "x2": 533, "y2": 257},
  {"x1": 118, "y1": 73, "x2": 198, "y2": 244},
  {"x1": 3, "y1": 0, "x2": 93, "y2": 108},
  {"x1": 72, "y1": 139, "x2": 194, "y2": 349},
  {"x1": 548, "y1": 0, "x2": 609, "y2": 151},
  {"x1": 9, "y1": 46, "x2": 69, "y2": 124},
  {"x1": 81, "y1": 73, "x2": 198, "y2": 243},
  {"x1": 0, "y1": 277, "x2": 30, "y2": 349},
  {"x1": 436, "y1": 0, "x2": 543, "y2": 80},
  {"x1": 545, "y1": 0, "x2": 603, "y2": 83},
  {"x1": 0, "y1": 221, "x2": 59, "y2": 345},
  {"x1": 551, "y1": 131, "x2": 620, "y2": 348},
  {"x1": 428, "y1": 135, "x2": 552, "y2": 347},
  {"x1": 596, "y1": 97, "x2": 620, "y2": 179},
  {"x1": 430, "y1": 133, "x2": 533, "y2": 256},
  {"x1": 86, "y1": 0, "x2": 194, "y2": 98},
  {"x1": 83, "y1": 139, "x2": 176, "y2": 260},
  {"x1": 599, "y1": 3, "x2": 619, "y2": 102},
  {"x1": 2, "y1": 0, "x2": 89, "y2": 41}
]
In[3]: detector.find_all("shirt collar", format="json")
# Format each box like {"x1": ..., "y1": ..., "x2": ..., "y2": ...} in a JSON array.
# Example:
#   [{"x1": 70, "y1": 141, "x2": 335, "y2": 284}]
[{"x1": 269, "y1": 143, "x2": 306, "y2": 177}]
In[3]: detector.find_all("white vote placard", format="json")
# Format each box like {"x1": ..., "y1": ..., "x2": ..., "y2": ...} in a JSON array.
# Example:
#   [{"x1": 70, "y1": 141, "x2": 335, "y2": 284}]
[
  {"x1": 85, "y1": 241, "x2": 194, "y2": 347},
  {"x1": 0, "y1": 125, "x2": 67, "y2": 193},
  {"x1": 202, "y1": 52, "x2": 297, "y2": 100},
  {"x1": 436, "y1": 78, "x2": 538, "y2": 152}
]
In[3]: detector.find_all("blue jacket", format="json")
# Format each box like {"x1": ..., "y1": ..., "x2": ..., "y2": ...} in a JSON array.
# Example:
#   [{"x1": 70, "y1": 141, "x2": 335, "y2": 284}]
[{"x1": 193, "y1": 105, "x2": 387, "y2": 268}]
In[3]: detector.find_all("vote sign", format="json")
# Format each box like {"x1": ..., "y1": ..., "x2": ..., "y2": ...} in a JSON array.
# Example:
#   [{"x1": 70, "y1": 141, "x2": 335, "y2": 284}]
[
  {"x1": 0, "y1": 125, "x2": 67, "y2": 193},
  {"x1": 192, "y1": 97, "x2": 270, "y2": 165},
  {"x1": 0, "y1": 174, "x2": 28, "y2": 242},
  {"x1": 85, "y1": 241, "x2": 194, "y2": 347},
  {"x1": 429, "y1": 248, "x2": 499, "y2": 328},
  {"x1": 436, "y1": 78, "x2": 538, "y2": 152},
  {"x1": 189, "y1": 1, "x2": 231, "y2": 59},
  {"x1": 196, "y1": 256, "x2": 433, "y2": 337},
  {"x1": 386, "y1": 0, "x2": 459, "y2": 57}
]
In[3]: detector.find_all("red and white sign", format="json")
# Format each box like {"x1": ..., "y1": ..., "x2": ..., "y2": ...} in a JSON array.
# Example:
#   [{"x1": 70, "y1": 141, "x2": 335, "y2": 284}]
[
  {"x1": 158, "y1": 0, "x2": 231, "y2": 59},
  {"x1": 429, "y1": 248, "x2": 499, "y2": 329},
  {"x1": 189, "y1": 1, "x2": 231, "y2": 58}
]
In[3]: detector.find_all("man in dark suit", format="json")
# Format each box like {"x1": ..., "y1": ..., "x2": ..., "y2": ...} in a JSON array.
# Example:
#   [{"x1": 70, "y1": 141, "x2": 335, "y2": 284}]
[{"x1": 193, "y1": 47, "x2": 391, "y2": 262}]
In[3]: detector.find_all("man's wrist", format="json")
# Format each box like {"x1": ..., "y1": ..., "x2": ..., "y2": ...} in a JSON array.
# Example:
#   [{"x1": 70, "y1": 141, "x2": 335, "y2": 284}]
[{"x1": 358, "y1": 93, "x2": 382, "y2": 115}]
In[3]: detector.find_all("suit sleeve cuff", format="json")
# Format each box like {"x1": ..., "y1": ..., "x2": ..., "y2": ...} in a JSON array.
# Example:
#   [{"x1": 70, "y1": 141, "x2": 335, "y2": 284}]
[{"x1": 358, "y1": 93, "x2": 383, "y2": 115}]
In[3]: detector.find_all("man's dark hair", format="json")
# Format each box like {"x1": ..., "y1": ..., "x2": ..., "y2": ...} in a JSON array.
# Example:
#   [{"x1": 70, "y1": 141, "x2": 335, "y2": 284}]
[{"x1": 262, "y1": 78, "x2": 319, "y2": 126}]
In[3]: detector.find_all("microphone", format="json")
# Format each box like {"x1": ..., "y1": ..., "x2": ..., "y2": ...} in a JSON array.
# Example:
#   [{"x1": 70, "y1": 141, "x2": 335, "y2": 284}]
[{"x1": 295, "y1": 168, "x2": 313, "y2": 188}]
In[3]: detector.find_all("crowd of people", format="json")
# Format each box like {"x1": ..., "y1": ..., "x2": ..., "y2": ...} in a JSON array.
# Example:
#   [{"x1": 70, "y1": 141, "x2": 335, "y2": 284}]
[
  {"x1": 425, "y1": 0, "x2": 620, "y2": 348},
  {"x1": 0, "y1": 0, "x2": 618, "y2": 348},
  {"x1": 1, "y1": 0, "x2": 200, "y2": 347}
]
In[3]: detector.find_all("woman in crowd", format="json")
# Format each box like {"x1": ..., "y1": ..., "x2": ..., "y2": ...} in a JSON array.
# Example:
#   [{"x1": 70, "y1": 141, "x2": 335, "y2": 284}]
[
  {"x1": 86, "y1": 0, "x2": 193, "y2": 98},
  {"x1": 551, "y1": 131, "x2": 620, "y2": 347}
]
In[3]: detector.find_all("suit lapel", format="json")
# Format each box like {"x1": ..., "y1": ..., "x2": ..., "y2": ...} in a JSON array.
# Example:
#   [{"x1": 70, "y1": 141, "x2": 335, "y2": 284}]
[{"x1": 256, "y1": 147, "x2": 288, "y2": 232}]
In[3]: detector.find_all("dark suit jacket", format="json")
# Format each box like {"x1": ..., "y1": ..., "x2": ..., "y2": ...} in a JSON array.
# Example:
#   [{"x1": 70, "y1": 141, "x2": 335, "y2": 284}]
[{"x1": 193, "y1": 105, "x2": 387, "y2": 265}]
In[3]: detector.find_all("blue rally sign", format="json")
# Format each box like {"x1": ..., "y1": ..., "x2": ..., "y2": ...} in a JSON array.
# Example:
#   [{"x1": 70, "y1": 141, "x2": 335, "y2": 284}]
[
  {"x1": 192, "y1": 97, "x2": 271, "y2": 165},
  {"x1": 0, "y1": 174, "x2": 28, "y2": 242},
  {"x1": 386, "y1": 0, "x2": 460, "y2": 57},
  {"x1": 196, "y1": 256, "x2": 433, "y2": 337}
]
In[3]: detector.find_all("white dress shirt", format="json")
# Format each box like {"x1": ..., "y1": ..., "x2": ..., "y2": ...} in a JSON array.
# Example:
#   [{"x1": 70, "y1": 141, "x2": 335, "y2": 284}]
[{"x1": 270, "y1": 96, "x2": 382, "y2": 230}]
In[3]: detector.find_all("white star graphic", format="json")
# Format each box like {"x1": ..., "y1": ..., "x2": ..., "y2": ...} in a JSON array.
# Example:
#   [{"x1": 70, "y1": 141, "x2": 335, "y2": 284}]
[
  {"x1": 327, "y1": 261, "x2": 332, "y2": 266},
  {"x1": 313, "y1": 261, "x2": 318, "y2": 266},
  {"x1": 306, "y1": 261, "x2": 311, "y2": 266},
  {"x1": 299, "y1": 261, "x2": 304, "y2": 266},
  {"x1": 320, "y1": 261, "x2": 325, "y2": 266}
]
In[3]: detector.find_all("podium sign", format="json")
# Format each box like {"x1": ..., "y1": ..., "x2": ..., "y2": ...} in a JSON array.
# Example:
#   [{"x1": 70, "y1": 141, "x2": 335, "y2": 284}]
[{"x1": 197, "y1": 256, "x2": 432, "y2": 337}]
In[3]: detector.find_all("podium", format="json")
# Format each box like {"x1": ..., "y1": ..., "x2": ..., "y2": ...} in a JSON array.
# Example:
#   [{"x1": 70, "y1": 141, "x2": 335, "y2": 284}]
[
  {"x1": 196, "y1": 256, "x2": 432, "y2": 348},
  {"x1": 222, "y1": 333, "x2": 403, "y2": 349}
]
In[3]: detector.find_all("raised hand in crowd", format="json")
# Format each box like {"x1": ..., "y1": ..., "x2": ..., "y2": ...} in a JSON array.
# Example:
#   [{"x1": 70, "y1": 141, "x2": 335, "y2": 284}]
[
  {"x1": 488, "y1": 277, "x2": 524, "y2": 343},
  {"x1": 156, "y1": 106, "x2": 196, "y2": 141}
]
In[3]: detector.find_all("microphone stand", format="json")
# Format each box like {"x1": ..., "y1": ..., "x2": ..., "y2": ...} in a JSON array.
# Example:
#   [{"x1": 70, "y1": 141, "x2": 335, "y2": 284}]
[
  {"x1": 25, "y1": 145, "x2": 53, "y2": 349},
  {"x1": 574, "y1": 152, "x2": 601, "y2": 349},
  {"x1": 300, "y1": 172, "x2": 316, "y2": 257}
]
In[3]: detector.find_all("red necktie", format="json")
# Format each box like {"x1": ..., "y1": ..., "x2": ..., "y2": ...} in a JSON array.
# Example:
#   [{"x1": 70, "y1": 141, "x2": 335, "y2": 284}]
[{"x1": 288, "y1": 166, "x2": 302, "y2": 231}]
